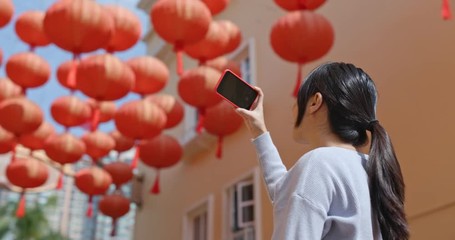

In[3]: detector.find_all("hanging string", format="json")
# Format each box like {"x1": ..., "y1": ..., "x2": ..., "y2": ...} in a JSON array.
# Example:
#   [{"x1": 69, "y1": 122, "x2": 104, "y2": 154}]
[
  {"x1": 11, "y1": 142, "x2": 17, "y2": 162},
  {"x1": 293, "y1": 63, "x2": 303, "y2": 97},
  {"x1": 216, "y1": 136, "x2": 223, "y2": 159},
  {"x1": 16, "y1": 191, "x2": 26, "y2": 218},
  {"x1": 443, "y1": 0, "x2": 452, "y2": 20},
  {"x1": 150, "y1": 170, "x2": 160, "y2": 194}
]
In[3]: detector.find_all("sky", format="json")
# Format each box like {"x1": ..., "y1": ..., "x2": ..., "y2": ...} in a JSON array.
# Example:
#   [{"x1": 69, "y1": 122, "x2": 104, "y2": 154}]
[{"x1": 0, "y1": 0, "x2": 150, "y2": 136}]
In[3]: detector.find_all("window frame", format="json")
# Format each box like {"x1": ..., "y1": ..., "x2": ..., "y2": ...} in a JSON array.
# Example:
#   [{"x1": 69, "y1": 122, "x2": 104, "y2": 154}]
[
  {"x1": 182, "y1": 195, "x2": 215, "y2": 240},
  {"x1": 222, "y1": 167, "x2": 262, "y2": 240}
]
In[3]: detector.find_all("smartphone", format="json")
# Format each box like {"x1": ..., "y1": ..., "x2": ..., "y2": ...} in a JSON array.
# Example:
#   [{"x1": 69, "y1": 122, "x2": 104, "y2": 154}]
[{"x1": 215, "y1": 69, "x2": 259, "y2": 110}]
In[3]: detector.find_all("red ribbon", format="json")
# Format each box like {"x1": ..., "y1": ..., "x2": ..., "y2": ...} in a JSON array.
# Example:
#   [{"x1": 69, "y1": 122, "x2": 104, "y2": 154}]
[
  {"x1": 150, "y1": 170, "x2": 160, "y2": 194},
  {"x1": 443, "y1": 0, "x2": 452, "y2": 20}
]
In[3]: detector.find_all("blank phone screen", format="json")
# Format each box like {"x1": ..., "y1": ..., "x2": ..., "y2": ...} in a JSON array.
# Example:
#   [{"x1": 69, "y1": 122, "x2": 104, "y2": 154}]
[{"x1": 216, "y1": 71, "x2": 258, "y2": 109}]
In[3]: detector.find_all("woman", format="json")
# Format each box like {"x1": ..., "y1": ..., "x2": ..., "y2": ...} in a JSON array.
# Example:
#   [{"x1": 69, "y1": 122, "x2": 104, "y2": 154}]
[{"x1": 236, "y1": 62, "x2": 409, "y2": 240}]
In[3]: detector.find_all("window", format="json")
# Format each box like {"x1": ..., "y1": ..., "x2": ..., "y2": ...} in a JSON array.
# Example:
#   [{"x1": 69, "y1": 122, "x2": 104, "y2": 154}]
[
  {"x1": 224, "y1": 172, "x2": 259, "y2": 240},
  {"x1": 230, "y1": 180, "x2": 255, "y2": 240},
  {"x1": 183, "y1": 196, "x2": 214, "y2": 240},
  {"x1": 192, "y1": 210, "x2": 208, "y2": 240}
]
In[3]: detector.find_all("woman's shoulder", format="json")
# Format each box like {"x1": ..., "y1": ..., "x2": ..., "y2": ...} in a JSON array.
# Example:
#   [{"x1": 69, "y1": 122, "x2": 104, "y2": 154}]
[{"x1": 297, "y1": 146, "x2": 366, "y2": 171}]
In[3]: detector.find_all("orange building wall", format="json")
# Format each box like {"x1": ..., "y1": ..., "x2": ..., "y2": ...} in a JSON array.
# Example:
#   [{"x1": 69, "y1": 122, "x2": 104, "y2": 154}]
[{"x1": 135, "y1": 0, "x2": 455, "y2": 239}]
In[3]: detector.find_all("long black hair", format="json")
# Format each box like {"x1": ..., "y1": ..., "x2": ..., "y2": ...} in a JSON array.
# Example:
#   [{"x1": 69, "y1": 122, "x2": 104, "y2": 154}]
[{"x1": 295, "y1": 62, "x2": 409, "y2": 240}]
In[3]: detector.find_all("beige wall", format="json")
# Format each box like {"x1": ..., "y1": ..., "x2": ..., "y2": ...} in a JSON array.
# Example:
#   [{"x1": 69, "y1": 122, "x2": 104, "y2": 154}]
[{"x1": 135, "y1": 0, "x2": 455, "y2": 239}]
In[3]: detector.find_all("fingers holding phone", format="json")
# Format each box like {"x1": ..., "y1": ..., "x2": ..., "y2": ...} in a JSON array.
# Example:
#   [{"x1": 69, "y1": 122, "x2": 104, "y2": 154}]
[{"x1": 235, "y1": 87, "x2": 268, "y2": 138}]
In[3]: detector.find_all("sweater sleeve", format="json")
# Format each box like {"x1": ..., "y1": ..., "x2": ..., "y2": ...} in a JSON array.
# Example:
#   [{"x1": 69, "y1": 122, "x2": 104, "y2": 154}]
[{"x1": 252, "y1": 132, "x2": 287, "y2": 202}]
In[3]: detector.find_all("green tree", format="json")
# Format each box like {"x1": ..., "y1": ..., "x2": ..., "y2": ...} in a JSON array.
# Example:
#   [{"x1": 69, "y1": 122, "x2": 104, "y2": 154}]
[{"x1": 0, "y1": 194, "x2": 70, "y2": 240}]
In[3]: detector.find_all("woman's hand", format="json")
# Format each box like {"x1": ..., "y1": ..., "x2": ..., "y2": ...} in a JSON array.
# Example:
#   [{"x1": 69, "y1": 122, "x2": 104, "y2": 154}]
[{"x1": 236, "y1": 87, "x2": 268, "y2": 139}]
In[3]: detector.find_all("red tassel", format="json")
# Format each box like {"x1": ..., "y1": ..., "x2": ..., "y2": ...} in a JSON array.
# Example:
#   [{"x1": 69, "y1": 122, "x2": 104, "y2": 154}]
[
  {"x1": 90, "y1": 105, "x2": 100, "y2": 132},
  {"x1": 216, "y1": 136, "x2": 223, "y2": 159},
  {"x1": 111, "y1": 218, "x2": 118, "y2": 236},
  {"x1": 293, "y1": 64, "x2": 303, "y2": 97},
  {"x1": 131, "y1": 146, "x2": 139, "y2": 169},
  {"x1": 443, "y1": 0, "x2": 452, "y2": 20},
  {"x1": 16, "y1": 193, "x2": 26, "y2": 218},
  {"x1": 196, "y1": 108, "x2": 206, "y2": 133},
  {"x1": 150, "y1": 170, "x2": 160, "y2": 194},
  {"x1": 86, "y1": 195, "x2": 93, "y2": 218},
  {"x1": 56, "y1": 172, "x2": 64, "y2": 190},
  {"x1": 67, "y1": 55, "x2": 79, "y2": 90}
]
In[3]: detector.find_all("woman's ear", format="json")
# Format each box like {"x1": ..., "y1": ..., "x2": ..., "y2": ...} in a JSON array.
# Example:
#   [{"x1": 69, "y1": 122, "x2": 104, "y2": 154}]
[{"x1": 307, "y1": 92, "x2": 324, "y2": 114}]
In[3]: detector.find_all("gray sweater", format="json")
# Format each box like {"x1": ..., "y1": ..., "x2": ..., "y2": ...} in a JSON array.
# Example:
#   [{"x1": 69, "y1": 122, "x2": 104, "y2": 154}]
[{"x1": 252, "y1": 132, "x2": 381, "y2": 240}]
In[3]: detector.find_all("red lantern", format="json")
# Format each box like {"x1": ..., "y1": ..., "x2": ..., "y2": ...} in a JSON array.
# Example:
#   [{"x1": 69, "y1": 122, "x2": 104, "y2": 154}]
[
  {"x1": 75, "y1": 167, "x2": 112, "y2": 217},
  {"x1": 218, "y1": 20, "x2": 242, "y2": 54},
  {"x1": 76, "y1": 54, "x2": 135, "y2": 101},
  {"x1": 44, "y1": 133, "x2": 86, "y2": 165},
  {"x1": 184, "y1": 21, "x2": 229, "y2": 64},
  {"x1": 274, "y1": 0, "x2": 325, "y2": 11},
  {"x1": 0, "y1": 97, "x2": 43, "y2": 136},
  {"x1": 206, "y1": 57, "x2": 242, "y2": 77},
  {"x1": 109, "y1": 130, "x2": 135, "y2": 153},
  {"x1": 99, "y1": 193, "x2": 130, "y2": 236},
  {"x1": 201, "y1": 0, "x2": 230, "y2": 15},
  {"x1": 0, "y1": 78, "x2": 22, "y2": 102},
  {"x1": 178, "y1": 66, "x2": 222, "y2": 108},
  {"x1": 6, "y1": 157, "x2": 49, "y2": 218},
  {"x1": 81, "y1": 130, "x2": 115, "y2": 161},
  {"x1": 114, "y1": 99, "x2": 167, "y2": 140},
  {"x1": 19, "y1": 122, "x2": 54, "y2": 151},
  {"x1": 6, "y1": 52, "x2": 51, "y2": 90},
  {"x1": 270, "y1": 11, "x2": 334, "y2": 96},
  {"x1": 139, "y1": 134, "x2": 182, "y2": 194},
  {"x1": 6, "y1": 157, "x2": 49, "y2": 188},
  {"x1": 0, "y1": 126, "x2": 16, "y2": 153},
  {"x1": 178, "y1": 66, "x2": 222, "y2": 132},
  {"x1": 126, "y1": 56, "x2": 169, "y2": 96},
  {"x1": 150, "y1": 0, "x2": 212, "y2": 75},
  {"x1": 0, "y1": 0, "x2": 14, "y2": 28},
  {"x1": 146, "y1": 94, "x2": 184, "y2": 129},
  {"x1": 75, "y1": 167, "x2": 112, "y2": 195},
  {"x1": 51, "y1": 96, "x2": 91, "y2": 128},
  {"x1": 103, "y1": 162, "x2": 133, "y2": 189},
  {"x1": 104, "y1": 5, "x2": 141, "y2": 52},
  {"x1": 56, "y1": 60, "x2": 77, "y2": 91},
  {"x1": 43, "y1": 0, "x2": 114, "y2": 54},
  {"x1": 203, "y1": 101, "x2": 243, "y2": 158},
  {"x1": 15, "y1": 11, "x2": 50, "y2": 48}
]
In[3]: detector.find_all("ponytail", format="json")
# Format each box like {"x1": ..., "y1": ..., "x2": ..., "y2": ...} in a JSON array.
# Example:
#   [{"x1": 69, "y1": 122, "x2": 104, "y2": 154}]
[{"x1": 368, "y1": 122, "x2": 409, "y2": 240}]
